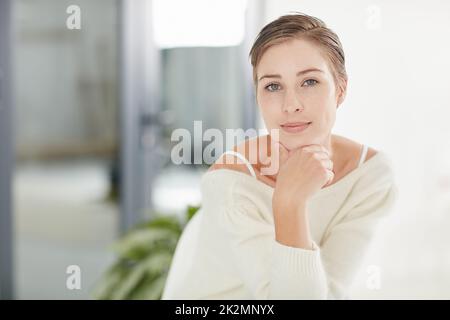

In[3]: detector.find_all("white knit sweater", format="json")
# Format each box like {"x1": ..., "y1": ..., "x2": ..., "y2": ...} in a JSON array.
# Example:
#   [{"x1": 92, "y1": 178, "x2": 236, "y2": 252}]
[{"x1": 162, "y1": 151, "x2": 398, "y2": 300}]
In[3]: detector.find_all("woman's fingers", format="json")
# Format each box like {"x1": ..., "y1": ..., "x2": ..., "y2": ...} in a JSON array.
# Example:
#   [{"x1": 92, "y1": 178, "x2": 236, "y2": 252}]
[
  {"x1": 265, "y1": 141, "x2": 333, "y2": 176},
  {"x1": 323, "y1": 168, "x2": 335, "y2": 187},
  {"x1": 302, "y1": 144, "x2": 331, "y2": 157},
  {"x1": 305, "y1": 146, "x2": 334, "y2": 186},
  {"x1": 322, "y1": 158, "x2": 334, "y2": 170}
]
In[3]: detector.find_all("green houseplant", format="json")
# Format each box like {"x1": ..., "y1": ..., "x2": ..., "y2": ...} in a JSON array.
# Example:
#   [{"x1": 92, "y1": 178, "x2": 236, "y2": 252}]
[{"x1": 92, "y1": 205, "x2": 200, "y2": 300}]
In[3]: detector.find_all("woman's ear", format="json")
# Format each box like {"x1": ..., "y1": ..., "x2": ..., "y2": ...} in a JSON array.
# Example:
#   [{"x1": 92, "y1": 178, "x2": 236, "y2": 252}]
[{"x1": 336, "y1": 79, "x2": 348, "y2": 107}]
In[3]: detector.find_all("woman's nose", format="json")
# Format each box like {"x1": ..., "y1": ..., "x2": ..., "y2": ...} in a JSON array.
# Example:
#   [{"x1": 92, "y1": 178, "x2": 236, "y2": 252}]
[{"x1": 282, "y1": 91, "x2": 303, "y2": 113}]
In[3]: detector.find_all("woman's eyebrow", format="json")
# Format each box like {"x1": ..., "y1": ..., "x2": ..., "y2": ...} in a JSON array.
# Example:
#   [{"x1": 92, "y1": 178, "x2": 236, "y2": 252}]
[{"x1": 258, "y1": 68, "x2": 324, "y2": 81}]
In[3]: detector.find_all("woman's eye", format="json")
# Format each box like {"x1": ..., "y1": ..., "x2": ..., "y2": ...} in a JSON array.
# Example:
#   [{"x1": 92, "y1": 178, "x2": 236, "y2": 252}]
[
  {"x1": 265, "y1": 83, "x2": 281, "y2": 92},
  {"x1": 302, "y1": 79, "x2": 318, "y2": 87}
]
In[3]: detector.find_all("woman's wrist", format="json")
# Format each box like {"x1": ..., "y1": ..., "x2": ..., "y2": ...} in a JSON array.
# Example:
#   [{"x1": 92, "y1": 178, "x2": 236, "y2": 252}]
[
  {"x1": 272, "y1": 192, "x2": 309, "y2": 217},
  {"x1": 273, "y1": 212, "x2": 313, "y2": 249},
  {"x1": 272, "y1": 197, "x2": 314, "y2": 249}
]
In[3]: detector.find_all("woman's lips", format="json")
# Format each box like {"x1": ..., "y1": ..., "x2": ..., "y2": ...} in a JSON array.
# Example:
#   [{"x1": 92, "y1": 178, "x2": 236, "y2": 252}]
[{"x1": 280, "y1": 122, "x2": 312, "y2": 133}]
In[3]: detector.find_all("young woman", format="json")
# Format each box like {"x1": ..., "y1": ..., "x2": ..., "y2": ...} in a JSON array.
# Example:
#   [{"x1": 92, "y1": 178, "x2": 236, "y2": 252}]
[{"x1": 162, "y1": 13, "x2": 398, "y2": 300}]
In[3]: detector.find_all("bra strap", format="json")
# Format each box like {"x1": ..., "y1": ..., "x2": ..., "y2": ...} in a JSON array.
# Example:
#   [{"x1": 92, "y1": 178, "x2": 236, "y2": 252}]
[
  {"x1": 221, "y1": 151, "x2": 257, "y2": 178},
  {"x1": 358, "y1": 144, "x2": 369, "y2": 167}
]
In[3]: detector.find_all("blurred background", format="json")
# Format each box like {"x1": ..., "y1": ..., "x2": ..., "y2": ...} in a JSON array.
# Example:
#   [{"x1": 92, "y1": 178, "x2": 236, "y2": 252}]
[{"x1": 0, "y1": 0, "x2": 449, "y2": 299}]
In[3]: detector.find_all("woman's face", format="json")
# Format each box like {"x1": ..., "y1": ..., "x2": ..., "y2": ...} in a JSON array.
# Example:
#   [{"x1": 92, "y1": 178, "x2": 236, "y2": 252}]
[{"x1": 256, "y1": 38, "x2": 346, "y2": 151}]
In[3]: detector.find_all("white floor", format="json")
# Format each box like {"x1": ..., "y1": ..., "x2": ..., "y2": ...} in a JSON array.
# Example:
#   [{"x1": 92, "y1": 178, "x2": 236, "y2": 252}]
[
  {"x1": 13, "y1": 160, "x2": 205, "y2": 299},
  {"x1": 14, "y1": 159, "x2": 119, "y2": 299}
]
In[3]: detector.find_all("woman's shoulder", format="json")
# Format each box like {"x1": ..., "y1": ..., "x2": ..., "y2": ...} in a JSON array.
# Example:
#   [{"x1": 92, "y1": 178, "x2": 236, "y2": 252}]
[
  {"x1": 327, "y1": 135, "x2": 398, "y2": 192},
  {"x1": 202, "y1": 136, "x2": 272, "y2": 200},
  {"x1": 333, "y1": 134, "x2": 377, "y2": 164},
  {"x1": 201, "y1": 159, "x2": 270, "y2": 213},
  {"x1": 335, "y1": 135, "x2": 395, "y2": 186},
  {"x1": 207, "y1": 135, "x2": 261, "y2": 176}
]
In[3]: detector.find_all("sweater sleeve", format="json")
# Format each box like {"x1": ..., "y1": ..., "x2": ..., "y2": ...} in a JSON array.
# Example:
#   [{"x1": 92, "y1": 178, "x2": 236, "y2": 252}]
[
  {"x1": 220, "y1": 178, "x2": 398, "y2": 300},
  {"x1": 320, "y1": 182, "x2": 399, "y2": 299}
]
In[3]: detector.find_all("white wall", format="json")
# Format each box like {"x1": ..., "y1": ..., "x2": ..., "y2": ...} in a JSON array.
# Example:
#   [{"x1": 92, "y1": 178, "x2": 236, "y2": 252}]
[{"x1": 264, "y1": 0, "x2": 450, "y2": 298}]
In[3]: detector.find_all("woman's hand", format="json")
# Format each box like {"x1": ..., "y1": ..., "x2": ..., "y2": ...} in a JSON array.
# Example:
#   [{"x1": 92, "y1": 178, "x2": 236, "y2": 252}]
[{"x1": 271, "y1": 141, "x2": 334, "y2": 215}]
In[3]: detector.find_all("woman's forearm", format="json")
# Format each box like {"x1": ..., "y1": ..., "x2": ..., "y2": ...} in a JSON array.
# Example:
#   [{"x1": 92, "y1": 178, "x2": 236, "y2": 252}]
[{"x1": 273, "y1": 201, "x2": 315, "y2": 250}]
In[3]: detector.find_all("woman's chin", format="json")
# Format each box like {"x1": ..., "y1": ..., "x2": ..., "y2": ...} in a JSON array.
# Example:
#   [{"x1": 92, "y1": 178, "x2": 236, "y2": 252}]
[
  {"x1": 283, "y1": 136, "x2": 330, "y2": 153},
  {"x1": 268, "y1": 130, "x2": 318, "y2": 151},
  {"x1": 279, "y1": 139, "x2": 306, "y2": 152}
]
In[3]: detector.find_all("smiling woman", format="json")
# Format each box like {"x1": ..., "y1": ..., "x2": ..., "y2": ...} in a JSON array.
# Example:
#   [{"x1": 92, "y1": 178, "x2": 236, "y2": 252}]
[
  {"x1": 162, "y1": 12, "x2": 398, "y2": 300},
  {"x1": 252, "y1": 28, "x2": 347, "y2": 152}
]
